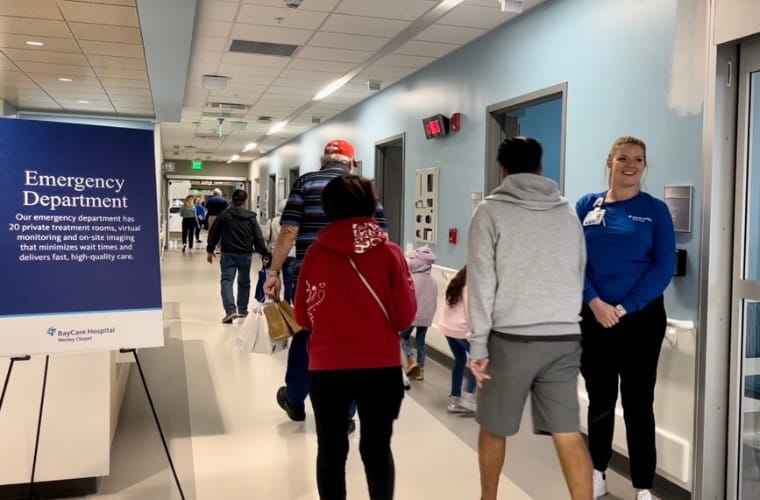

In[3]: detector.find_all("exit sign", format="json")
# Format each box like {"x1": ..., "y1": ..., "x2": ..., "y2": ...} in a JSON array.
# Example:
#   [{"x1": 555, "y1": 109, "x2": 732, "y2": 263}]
[{"x1": 192, "y1": 160, "x2": 202, "y2": 170}]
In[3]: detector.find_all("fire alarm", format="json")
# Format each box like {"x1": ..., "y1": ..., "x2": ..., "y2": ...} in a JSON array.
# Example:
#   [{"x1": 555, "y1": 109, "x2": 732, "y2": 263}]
[{"x1": 450, "y1": 112, "x2": 461, "y2": 132}]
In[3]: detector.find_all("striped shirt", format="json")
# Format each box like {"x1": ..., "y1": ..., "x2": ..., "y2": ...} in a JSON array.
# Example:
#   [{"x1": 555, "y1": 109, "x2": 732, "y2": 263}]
[{"x1": 280, "y1": 164, "x2": 387, "y2": 261}]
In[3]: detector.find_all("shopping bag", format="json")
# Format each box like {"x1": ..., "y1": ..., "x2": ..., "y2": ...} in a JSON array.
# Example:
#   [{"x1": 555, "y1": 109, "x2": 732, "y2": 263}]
[
  {"x1": 252, "y1": 308, "x2": 289, "y2": 355},
  {"x1": 263, "y1": 299, "x2": 301, "y2": 341},
  {"x1": 233, "y1": 307, "x2": 262, "y2": 352}
]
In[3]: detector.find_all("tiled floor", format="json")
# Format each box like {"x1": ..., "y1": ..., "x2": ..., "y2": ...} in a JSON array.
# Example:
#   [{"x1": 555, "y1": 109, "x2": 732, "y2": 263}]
[{"x1": 84, "y1": 246, "x2": 655, "y2": 499}]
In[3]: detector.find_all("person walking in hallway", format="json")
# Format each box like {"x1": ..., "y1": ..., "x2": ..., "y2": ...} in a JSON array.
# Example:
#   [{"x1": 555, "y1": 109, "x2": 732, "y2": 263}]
[
  {"x1": 467, "y1": 136, "x2": 593, "y2": 500},
  {"x1": 205, "y1": 187, "x2": 228, "y2": 231},
  {"x1": 263, "y1": 139, "x2": 386, "y2": 424},
  {"x1": 206, "y1": 189, "x2": 269, "y2": 324},
  {"x1": 295, "y1": 175, "x2": 415, "y2": 500},
  {"x1": 576, "y1": 136, "x2": 675, "y2": 500},
  {"x1": 180, "y1": 194, "x2": 199, "y2": 253},
  {"x1": 400, "y1": 246, "x2": 437, "y2": 381}
]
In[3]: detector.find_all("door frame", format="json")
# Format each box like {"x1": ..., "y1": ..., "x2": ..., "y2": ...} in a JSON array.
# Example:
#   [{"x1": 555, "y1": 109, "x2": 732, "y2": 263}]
[
  {"x1": 484, "y1": 82, "x2": 567, "y2": 195},
  {"x1": 375, "y1": 133, "x2": 405, "y2": 245}
]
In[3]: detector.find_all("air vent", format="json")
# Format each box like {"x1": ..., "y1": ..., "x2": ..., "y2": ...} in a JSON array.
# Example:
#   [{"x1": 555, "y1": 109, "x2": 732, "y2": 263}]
[
  {"x1": 207, "y1": 102, "x2": 249, "y2": 111},
  {"x1": 312, "y1": 116, "x2": 322, "y2": 124},
  {"x1": 230, "y1": 39, "x2": 298, "y2": 57},
  {"x1": 257, "y1": 115, "x2": 273, "y2": 123}
]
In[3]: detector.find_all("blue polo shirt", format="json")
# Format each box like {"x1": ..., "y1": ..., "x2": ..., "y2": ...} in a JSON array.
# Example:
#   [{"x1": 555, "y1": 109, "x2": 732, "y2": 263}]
[{"x1": 280, "y1": 164, "x2": 387, "y2": 261}]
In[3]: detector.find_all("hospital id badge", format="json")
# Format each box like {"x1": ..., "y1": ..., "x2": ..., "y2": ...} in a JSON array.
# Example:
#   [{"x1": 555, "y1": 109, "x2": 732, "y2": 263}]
[{"x1": 582, "y1": 208, "x2": 605, "y2": 226}]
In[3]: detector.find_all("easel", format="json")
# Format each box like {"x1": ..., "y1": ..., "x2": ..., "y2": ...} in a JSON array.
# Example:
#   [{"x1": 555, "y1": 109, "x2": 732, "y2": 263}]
[{"x1": 0, "y1": 350, "x2": 185, "y2": 500}]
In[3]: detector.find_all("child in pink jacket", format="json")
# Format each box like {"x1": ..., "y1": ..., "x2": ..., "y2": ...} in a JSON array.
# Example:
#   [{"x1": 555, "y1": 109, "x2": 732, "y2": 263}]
[{"x1": 436, "y1": 266, "x2": 477, "y2": 412}]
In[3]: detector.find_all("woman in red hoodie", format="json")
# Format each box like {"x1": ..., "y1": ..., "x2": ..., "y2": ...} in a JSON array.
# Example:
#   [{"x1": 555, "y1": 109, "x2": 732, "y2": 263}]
[{"x1": 295, "y1": 175, "x2": 416, "y2": 500}]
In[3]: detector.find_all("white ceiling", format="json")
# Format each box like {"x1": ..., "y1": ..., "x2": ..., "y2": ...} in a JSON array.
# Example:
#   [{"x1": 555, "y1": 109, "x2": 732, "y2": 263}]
[{"x1": 0, "y1": 0, "x2": 547, "y2": 162}]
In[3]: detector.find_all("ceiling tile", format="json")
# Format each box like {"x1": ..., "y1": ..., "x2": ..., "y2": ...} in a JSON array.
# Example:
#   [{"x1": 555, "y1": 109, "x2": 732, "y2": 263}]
[
  {"x1": 93, "y1": 66, "x2": 147, "y2": 79},
  {"x1": 87, "y1": 54, "x2": 145, "y2": 70},
  {"x1": 277, "y1": 68, "x2": 340, "y2": 82},
  {"x1": 296, "y1": 46, "x2": 372, "y2": 64},
  {"x1": 59, "y1": 1, "x2": 139, "y2": 26},
  {"x1": 16, "y1": 61, "x2": 96, "y2": 76},
  {"x1": 378, "y1": 53, "x2": 434, "y2": 69},
  {"x1": 0, "y1": 0, "x2": 62, "y2": 19},
  {"x1": 287, "y1": 58, "x2": 353, "y2": 73},
  {"x1": 335, "y1": 0, "x2": 437, "y2": 21},
  {"x1": 395, "y1": 39, "x2": 458, "y2": 58},
  {"x1": 220, "y1": 52, "x2": 291, "y2": 67},
  {"x1": 16, "y1": 95, "x2": 62, "y2": 109},
  {"x1": 199, "y1": 1, "x2": 239, "y2": 22},
  {"x1": 0, "y1": 18, "x2": 70, "y2": 38},
  {"x1": 79, "y1": 40, "x2": 144, "y2": 58},
  {"x1": 0, "y1": 33, "x2": 80, "y2": 52},
  {"x1": 193, "y1": 36, "x2": 229, "y2": 52},
  {"x1": 192, "y1": 50, "x2": 224, "y2": 64},
  {"x1": 308, "y1": 32, "x2": 390, "y2": 52},
  {"x1": 106, "y1": 86, "x2": 151, "y2": 97},
  {"x1": 438, "y1": 4, "x2": 510, "y2": 29},
  {"x1": 87, "y1": 0, "x2": 136, "y2": 5},
  {"x1": 242, "y1": 0, "x2": 340, "y2": 12},
  {"x1": 2, "y1": 48, "x2": 89, "y2": 66},
  {"x1": 415, "y1": 24, "x2": 486, "y2": 44},
  {"x1": 0, "y1": 71, "x2": 40, "y2": 87},
  {"x1": 237, "y1": 5, "x2": 329, "y2": 30},
  {"x1": 68, "y1": 22, "x2": 142, "y2": 43},
  {"x1": 198, "y1": 20, "x2": 233, "y2": 38},
  {"x1": 231, "y1": 23, "x2": 314, "y2": 45},
  {"x1": 360, "y1": 63, "x2": 416, "y2": 79},
  {"x1": 320, "y1": 14, "x2": 409, "y2": 38},
  {"x1": 215, "y1": 62, "x2": 283, "y2": 77},
  {"x1": 98, "y1": 76, "x2": 149, "y2": 88},
  {"x1": 0, "y1": 51, "x2": 18, "y2": 71}
]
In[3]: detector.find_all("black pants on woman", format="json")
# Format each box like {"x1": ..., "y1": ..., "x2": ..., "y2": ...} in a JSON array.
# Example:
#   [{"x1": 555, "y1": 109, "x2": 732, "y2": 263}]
[
  {"x1": 181, "y1": 218, "x2": 196, "y2": 248},
  {"x1": 580, "y1": 295, "x2": 666, "y2": 489},
  {"x1": 309, "y1": 366, "x2": 404, "y2": 500}
]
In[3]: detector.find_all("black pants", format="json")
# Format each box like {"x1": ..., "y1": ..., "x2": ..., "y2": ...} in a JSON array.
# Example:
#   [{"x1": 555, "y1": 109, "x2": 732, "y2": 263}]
[
  {"x1": 309, "y1": 367, "x2": 404, "y2": 500},
  {"x1": 181, "y1": 218, "x2": 197, "y2": 247},
  {"x1": 580, "y1": 296, "x2": 666, "y2": 489}
]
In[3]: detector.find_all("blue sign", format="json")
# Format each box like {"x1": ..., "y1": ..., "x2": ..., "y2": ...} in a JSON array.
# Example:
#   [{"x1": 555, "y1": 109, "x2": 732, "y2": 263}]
[{"x1": 0, "y1": 118, "x2": 163, "y2": 355}]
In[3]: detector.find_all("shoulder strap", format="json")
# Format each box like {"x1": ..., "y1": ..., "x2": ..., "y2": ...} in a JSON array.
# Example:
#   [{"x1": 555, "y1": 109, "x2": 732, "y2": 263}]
[{"x1": 347, "y1": 256, "x2": 391, "y2": 324}]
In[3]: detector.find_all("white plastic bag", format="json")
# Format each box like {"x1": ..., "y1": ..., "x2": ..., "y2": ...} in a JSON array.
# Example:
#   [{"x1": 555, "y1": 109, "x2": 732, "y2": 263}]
[
  {"x1": 251, "y1": 306, "x2": 289, "y2": 355},
  {"x1": 233, "y1": 307, "x2": 261, "y2": 352}
]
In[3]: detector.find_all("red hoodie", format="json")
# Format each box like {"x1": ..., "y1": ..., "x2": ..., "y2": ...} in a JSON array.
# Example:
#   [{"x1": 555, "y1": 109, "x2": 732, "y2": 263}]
[{"x1": 295, "y1": 217, "x2": 417, "y2": 371}]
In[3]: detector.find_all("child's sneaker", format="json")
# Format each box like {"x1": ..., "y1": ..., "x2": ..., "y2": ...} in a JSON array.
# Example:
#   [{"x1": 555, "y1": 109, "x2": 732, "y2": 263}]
[
  {"x1": 593, "y1": 469, "x2": 607, "y2": 498},
  {"x1": 459, "y1": 391, "x2": 477, "y2": 412},
  {"x1": 414, "y1": 367, "x2": 424, "y2": 380},
  {"x1": 635, "y1": 490, "x2": 652, "y2": 500},
  {"x1": 406, "y1": 357, "x2": 419, "y2": 377},
  {"x1": 446, "y1": 396, "x2": 469, "y2": 413}
]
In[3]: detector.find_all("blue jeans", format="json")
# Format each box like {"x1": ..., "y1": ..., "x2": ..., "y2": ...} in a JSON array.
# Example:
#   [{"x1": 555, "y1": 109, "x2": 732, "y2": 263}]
[
  {"x1": 445, "y1": 337, "x2": 476, "y2": 398},
  {"x1": 220, "y1": 253, "x2": 252, "y2": 314},
  {"x1": 400, "y1": 326, "x2": 428, "y2": 367},
  {"x1": 282, "y1": 256, "x2": 296, "y2": 304}
]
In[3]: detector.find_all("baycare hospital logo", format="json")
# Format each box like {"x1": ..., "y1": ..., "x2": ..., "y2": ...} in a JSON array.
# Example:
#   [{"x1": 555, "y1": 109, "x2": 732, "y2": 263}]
[{"x1": 47, "y1": 326, "x2": 56, "y2": 336}]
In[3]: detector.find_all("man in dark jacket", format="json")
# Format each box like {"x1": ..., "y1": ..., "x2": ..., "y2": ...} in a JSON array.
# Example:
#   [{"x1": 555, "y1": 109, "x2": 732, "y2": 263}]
[{"x1": 207, "y1": 189, "x2": 270, "y2": 323}]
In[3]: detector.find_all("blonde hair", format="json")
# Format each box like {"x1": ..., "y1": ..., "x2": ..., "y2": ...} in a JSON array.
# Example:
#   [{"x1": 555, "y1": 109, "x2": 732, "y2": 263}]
[
  {"x1": 184, "y1": 194, "x2": 194, "y2": 208},
  {"x1": 607, "y1": 136, "x2": 647, "y2": 187}
]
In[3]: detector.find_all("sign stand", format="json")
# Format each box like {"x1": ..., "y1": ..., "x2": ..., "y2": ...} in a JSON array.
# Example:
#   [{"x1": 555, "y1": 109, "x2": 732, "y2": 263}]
[
  {"x1": 120, "y1": 348, "x2": 186, "y2": 500},
  {"x1": 0, "y1": 351, "x2": 185, "y2": 500}
]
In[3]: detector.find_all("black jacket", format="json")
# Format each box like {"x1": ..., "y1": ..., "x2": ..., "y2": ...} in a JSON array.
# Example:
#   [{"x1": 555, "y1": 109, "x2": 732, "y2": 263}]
[{"x1": 206, "y1": 205, "x2": 270, "y2": 256}]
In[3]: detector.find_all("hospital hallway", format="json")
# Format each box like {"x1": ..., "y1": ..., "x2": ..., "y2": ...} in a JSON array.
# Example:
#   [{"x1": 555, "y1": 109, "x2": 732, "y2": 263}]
[{"x1": 73, "y1": 245, "x2": 659, "y2": 500}]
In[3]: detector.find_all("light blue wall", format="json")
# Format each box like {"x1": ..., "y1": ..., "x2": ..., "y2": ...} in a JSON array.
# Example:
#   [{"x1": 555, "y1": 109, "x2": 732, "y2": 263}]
[
  {"x1": 515, "y1": 98, "x2": 563, "y2": 187},
  {"x1": 254, "y1": 0, "x2": 703, "y2": 320}
]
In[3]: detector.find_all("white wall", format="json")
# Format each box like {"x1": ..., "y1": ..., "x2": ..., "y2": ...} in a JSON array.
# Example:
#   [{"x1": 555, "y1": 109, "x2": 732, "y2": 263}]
[{"x1": 715, "y1": 0, "x2": 760, "y2": 43}]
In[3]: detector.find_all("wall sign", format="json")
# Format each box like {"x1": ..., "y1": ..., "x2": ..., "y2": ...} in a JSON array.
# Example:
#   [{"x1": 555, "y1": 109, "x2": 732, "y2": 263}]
[{"x1": 0, "y1": 118, "x2": 163, "y2": 356}]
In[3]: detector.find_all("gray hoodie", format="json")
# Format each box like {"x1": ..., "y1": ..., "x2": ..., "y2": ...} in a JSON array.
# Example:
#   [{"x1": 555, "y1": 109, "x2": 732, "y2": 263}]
[{"x1": 466, "y1": 173, "x2": 586, "y2": 360}]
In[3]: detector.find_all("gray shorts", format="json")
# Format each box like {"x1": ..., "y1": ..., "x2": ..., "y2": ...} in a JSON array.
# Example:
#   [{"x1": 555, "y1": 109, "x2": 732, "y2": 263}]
[{"x1": 476, "y1": 334, "x2": 581, "y2": 437}]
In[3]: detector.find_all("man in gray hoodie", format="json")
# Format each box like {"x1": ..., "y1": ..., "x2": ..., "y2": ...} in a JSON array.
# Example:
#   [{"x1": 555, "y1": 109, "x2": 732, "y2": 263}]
[{"x1": 467, "y1": 137, "x2": 592, "y2": 500}]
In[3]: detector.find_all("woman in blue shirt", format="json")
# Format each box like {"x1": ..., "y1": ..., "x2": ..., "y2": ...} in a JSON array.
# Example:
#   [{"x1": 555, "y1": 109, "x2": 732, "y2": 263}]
[{"x1": 576, "y1": 137, "x2": 675, "y2": 500}]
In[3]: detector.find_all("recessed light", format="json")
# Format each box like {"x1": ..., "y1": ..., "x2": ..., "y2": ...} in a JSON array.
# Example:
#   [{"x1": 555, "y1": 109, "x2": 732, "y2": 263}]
[
  {"x1": 242, "y1": 142, "x2": 257, "y2": 152},
  {"x1": 25, "y1": 40, "x2": 44, "y2": 47},
  {"x1": 230, "y1": 154, "x2": 240, "y2": 161},
  {"x1": 58, "y1": 78, "x2": 73, "y2": 82},
  {"x1": 77, "y1": 100, "x2": 89, "y2": 104}
]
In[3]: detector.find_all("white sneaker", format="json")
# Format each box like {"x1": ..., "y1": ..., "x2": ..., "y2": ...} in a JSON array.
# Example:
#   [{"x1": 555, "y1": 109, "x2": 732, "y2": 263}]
[
  {"x1": 446, "y1": 396, "x2": 469, "y2": 413},
  {"x1": 635, "y1": 490, "x2": 652, "y2": 500},
  {"x1": 458, "y1": 391, "x2": 477, "y2": 412},
  {"x1": 593, "y1": 469, "x2": 607, "y2": 498}
]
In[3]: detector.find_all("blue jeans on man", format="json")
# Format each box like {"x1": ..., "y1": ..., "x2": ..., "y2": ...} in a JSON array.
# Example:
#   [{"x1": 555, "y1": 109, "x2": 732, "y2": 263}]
[{"x1": 220, "y1": 253, "x2": 252, "y2": 314}]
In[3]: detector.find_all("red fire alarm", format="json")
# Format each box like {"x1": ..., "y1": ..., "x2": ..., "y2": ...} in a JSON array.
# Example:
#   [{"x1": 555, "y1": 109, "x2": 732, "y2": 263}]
[
  {"x1": 448, "y1": 228, "x2": 458, "y2": 244},
  {"x1": 450, "y1": 112, "x2": 461, "y2": 132}
]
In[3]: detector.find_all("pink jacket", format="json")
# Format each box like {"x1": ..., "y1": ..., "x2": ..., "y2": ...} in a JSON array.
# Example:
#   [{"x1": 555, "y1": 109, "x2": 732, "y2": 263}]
[{"x1": 436, "y1": 285, "x2": 470, "y2": 339}]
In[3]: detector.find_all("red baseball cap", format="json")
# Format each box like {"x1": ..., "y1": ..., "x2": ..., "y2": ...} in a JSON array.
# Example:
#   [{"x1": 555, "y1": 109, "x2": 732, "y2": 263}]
[{"x1": 323, "y1": 139, "x2": 355, "y2": 162}]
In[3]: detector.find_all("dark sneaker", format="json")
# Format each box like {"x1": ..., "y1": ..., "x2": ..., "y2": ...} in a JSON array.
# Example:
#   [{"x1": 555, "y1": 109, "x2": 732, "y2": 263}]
[
  {"x1": 236, "y1": 311, "x2": 248, "y2": 318},
  {"x1": 347, "y1": 419, "x2": 356, "y2": 435},
  {"x1": 277, "y1": 386, "x2": 305, "y2": 421},
  {"x1": 222, "y1": 312, "x2": 236, "y2": 324}
]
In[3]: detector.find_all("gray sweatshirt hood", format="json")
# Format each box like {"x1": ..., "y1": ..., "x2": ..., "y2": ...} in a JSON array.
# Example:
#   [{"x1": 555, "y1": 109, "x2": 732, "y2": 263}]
[{"x1": 486, "y1": 173, "x2": 566, "y2": 211}]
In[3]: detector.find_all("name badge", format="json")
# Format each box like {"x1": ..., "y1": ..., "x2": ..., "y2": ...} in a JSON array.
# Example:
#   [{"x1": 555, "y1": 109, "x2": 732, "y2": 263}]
[{"x1": 583, "y1": 208, "x2": 605, "y2": 226}]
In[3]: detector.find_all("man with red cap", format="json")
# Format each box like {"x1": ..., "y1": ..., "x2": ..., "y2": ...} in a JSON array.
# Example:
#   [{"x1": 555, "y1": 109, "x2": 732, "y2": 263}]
[{"x1": 264, "y1": 139, "x2": 387, "y2": 427}]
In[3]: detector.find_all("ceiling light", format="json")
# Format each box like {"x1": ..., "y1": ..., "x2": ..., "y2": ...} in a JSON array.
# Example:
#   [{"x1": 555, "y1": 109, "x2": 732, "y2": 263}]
[
  {"x1": 441, "y1": 0, "x2": 464, "y2": 7},
  {"x1": 58, "y1": 77, "x2": 73, "y2": 82},
  {"x1": 202, "y1": 75, "x2": 229, "y2": 90},
  {"x1": 77, "y1": 100, "x2": 89, "y2": 104},
  {"x1": 25, "y1": 40, "x2": 44, "y2": 47},
  {"x1": 499, "y1": 0, "x2": 523, "y2": 12},
  {"x1": 314, "y1": 76, "x2": 350, "y2": 101},
  {"x1": 230, "y1": 154, "x2": 240, "y2": 161},
  {"x1": 226, "y1": 159, "x2": 232, "y2": 164},
  {"x1": 267, "y1": 121, "x2": 288, "y2": 135},
  {"x1": 242, "y1": 142, "x2": 257, "y2": 152}
]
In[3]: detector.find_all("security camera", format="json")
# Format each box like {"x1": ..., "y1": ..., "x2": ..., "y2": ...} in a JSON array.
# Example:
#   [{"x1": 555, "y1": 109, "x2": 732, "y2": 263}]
[{"x1": 284, "y1": 0, "x2": 303, "y2": 7}]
